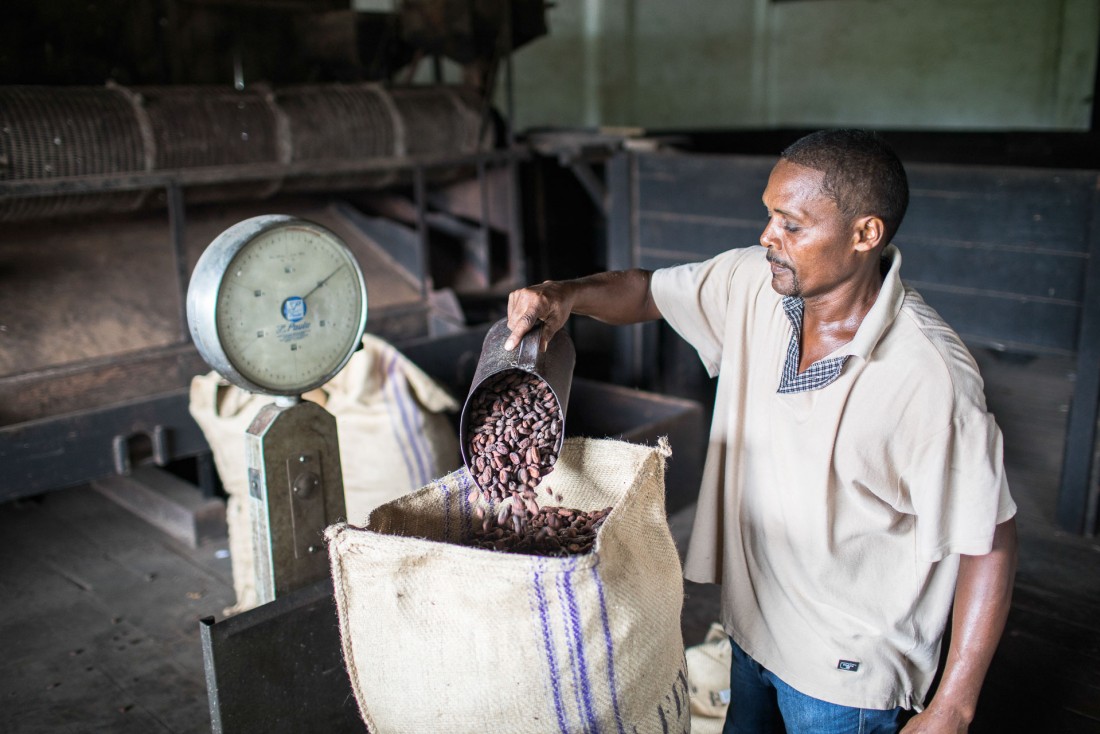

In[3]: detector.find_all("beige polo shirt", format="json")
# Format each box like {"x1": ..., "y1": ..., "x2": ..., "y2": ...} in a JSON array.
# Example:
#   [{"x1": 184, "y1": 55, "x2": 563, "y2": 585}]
[{"x1": 651, "y1": 244, "x2": 1016, "y2": 711}]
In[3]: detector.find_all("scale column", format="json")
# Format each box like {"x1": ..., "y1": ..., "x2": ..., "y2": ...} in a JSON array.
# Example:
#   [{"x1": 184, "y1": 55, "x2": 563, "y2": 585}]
[{"x1": 245, "y1": 398, "x2": 346, "y2": 604}]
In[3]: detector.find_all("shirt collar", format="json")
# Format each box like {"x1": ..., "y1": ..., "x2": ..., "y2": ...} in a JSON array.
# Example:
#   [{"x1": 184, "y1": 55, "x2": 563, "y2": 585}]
[{"x1": 842, "y1": 244, "x2": 905, "y2": 361}]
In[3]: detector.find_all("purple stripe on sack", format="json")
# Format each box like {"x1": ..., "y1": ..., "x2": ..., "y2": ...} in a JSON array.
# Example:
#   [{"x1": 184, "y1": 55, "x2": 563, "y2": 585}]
[
  {"x1": 677, "y1": 667, "x2": 689, "y2": 718},
  {"x1": 533, "y1": 560, "x2": 570, "y2": 734},
  {"x1": 657, "y1": 705, "x2": 668, "y2": 734},
  {"x1": 383, "y1": 354, "x2": 419, "y2": 488},
  {"x1": 386, "y1": 353, "x2": 430, "y2": 485},
  {"x1": 456, "y1": 467, "x2": 473, "y2": 536},
  {"x1": 556, "y1": 568, "x2": 586, "y2": 730},
  {"x1": 593, "y1": 566, "x2": 625, "y2": 734},
  {"x1": 386, "y1": 352, "x2": 431, "y2": 486},
  {"x1": 437, "y1": 475, "x2": 451, "y2": 540},
  {"x1": 560, "y1": 559, "x2": 598, "y2": 734}
]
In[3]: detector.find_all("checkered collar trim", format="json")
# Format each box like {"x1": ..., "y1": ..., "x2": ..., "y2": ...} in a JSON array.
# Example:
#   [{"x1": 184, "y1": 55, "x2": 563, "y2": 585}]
[{"x1": 777, "y1": 296, "x2": 850, "y2": 394}]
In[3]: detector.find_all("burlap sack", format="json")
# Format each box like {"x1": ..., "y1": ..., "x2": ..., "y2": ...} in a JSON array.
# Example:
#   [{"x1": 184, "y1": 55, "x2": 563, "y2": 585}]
[
  {"x1": 188, "y1": 333, "x2": 460, "y2": 615},
  {"x1": 326, "y1": 436, "x2": 690, "y2": 734},
  {"x1": 322, "y1": 333, "x2": 461, "y2": 520},
  {"x1": 686, "y1": 622, "x2": 732, "y2": 724}
]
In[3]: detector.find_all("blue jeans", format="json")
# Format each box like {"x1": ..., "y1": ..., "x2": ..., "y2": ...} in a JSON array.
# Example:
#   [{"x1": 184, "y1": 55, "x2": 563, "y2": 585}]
[{"x1": 722, "y1": 638, "x2": 903, "y2": 734}]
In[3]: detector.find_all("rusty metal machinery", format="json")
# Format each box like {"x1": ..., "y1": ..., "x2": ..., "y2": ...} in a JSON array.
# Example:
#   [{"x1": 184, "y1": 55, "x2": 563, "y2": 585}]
[
  {"x1": 0, "y1": 0, "x2": 549, "y2": 511},
  {"x1": 0, "y1": 82, "x2": 490, "y2": 221},
  {"x1": 0, "y1": 81, "x2": 526, "y2": 503}
]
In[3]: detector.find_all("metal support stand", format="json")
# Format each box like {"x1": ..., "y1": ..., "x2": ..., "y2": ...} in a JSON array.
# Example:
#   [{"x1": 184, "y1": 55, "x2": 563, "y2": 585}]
[
  {"x1": 245, "y1": 397, "x2": 346, "y2": 604},
  {"x1": 201, "y1": 579, "x2": 364, "y2": 734}
]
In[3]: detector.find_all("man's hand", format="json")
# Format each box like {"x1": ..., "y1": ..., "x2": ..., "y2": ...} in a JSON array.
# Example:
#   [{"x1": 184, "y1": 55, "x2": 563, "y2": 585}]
[
  {"x1": 503, "y1": 269, "x2": 660, "y2": 352},
  {"x1": 900, "y1": 703, "x2": 969, "y2": 733},
  {"x1": 504, "y1": 281, "x2": 576, "y2": 352}
]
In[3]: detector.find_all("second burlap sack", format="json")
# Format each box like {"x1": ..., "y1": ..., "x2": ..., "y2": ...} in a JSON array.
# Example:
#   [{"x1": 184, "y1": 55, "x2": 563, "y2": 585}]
[
  {"x1": 686, "y1": 622, "x2": 733, "y2": 729},
  {"x1": 189, "y1": 332, "x2": 460, "y2": 615},
  {"x1": 326, "y1": 436, "x2": 690, "y2": 734}
]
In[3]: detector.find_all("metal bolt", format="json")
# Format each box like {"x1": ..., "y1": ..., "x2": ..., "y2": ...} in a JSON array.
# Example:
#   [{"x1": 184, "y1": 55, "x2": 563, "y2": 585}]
[
  {"x1": 307, "y1": 545, "x2": 318, "y2": 554},
  {"x1": 292, "y1": 471, "x2": 320, "y2": 499}
]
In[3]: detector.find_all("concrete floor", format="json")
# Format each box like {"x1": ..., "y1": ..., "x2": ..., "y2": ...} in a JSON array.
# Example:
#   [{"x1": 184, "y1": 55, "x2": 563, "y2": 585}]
[{"x1": 0, "y1": 486, "x2": 233, "y2": 734}]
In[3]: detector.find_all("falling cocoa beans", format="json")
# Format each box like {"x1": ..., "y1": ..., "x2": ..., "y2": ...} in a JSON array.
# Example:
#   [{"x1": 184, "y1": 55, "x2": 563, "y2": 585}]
[
  {"x1": 465, "y1": 369, "x2": 563, "y2": 505},
  {"x1": 463, "y1": 369, "x2": 607, "y2": 556}
]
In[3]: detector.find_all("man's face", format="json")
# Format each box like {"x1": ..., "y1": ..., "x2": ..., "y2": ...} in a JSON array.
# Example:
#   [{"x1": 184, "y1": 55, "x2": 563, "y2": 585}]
[{"x1": 759, "y1": 159, "x2": 860, "y2": 299}]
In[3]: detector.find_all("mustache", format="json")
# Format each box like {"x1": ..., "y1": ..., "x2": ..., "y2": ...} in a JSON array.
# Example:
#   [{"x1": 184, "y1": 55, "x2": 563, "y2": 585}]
[{"x1": 766, "y1": 253, "x2": 793, "y2": 270}]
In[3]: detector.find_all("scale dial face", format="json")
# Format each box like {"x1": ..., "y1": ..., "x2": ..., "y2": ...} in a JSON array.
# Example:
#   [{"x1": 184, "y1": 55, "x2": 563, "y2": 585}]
[{"x1": 187, "y1": 215, "x2": 368, "y2": 396}]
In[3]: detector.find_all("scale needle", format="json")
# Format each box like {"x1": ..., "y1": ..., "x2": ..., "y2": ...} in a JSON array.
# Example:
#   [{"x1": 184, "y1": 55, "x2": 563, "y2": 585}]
[{"x1": 301, "y1": 265, "x2": 345, "y2": 303}]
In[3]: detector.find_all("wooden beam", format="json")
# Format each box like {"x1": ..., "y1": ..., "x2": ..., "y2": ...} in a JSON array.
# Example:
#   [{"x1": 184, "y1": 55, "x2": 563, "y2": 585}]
[
  {"x1": 92, "y1": 466, "x2": 226, "y2": 548},
  {"x1": 1057, "y1": 176, "x2": 1100, "y2": 534}
]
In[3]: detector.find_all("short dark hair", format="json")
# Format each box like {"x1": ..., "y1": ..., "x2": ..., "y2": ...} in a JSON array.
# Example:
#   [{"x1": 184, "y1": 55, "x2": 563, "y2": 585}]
[{"x1": 780, "y1": 129, "x2": 909, "y2": 244}]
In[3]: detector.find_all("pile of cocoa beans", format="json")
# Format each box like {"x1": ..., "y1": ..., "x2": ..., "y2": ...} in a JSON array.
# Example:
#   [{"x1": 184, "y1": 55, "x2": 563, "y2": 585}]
[{"x1": 466, "y1": 504, "x2": 612, "y2": 556}]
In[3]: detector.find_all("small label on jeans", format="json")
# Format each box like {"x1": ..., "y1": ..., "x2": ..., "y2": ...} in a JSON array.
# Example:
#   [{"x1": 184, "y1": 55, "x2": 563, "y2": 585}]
[
  {"x1": 710, "y1": 689, "x2": 731, "y2": 706},
  {"x1": 837, "y1": 660, "x2": 860, "y2": 672}
]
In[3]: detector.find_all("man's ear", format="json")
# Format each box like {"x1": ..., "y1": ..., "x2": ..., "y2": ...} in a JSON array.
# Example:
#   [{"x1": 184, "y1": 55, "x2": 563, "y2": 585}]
[{"x1": 852, "y1": 215, "x2": 885, "y2": 252}]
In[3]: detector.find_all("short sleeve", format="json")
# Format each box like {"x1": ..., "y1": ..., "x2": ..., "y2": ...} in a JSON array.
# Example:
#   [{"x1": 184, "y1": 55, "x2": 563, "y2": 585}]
[
  {"x1": 903, "y1": 410, "x2": 1017, "y2": 562},
  {"x1": 651, "y1": 247, "x2": 760, "y2": 377}
]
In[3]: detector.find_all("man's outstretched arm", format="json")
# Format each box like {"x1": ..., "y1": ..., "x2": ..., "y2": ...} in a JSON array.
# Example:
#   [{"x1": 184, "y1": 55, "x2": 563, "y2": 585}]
[{"x1": 504, "y1": 269, "x2": 661, "y2": 352}]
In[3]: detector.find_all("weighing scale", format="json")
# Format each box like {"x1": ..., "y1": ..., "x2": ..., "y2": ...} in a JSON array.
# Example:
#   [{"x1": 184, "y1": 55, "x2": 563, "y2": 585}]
[{"x1": 187, "y1": 214, "x2": 368, "y2": 604}]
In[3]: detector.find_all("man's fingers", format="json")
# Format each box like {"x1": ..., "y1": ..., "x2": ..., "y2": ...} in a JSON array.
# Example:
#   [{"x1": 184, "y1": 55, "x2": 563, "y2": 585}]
[
  {"x1": 504, "y1": 311, "x2": 540, "y2": 350},
  {"x1": 505, "y1": 282, "x2": 569, "y2": 351},
  {"x1": 538, "y1": 314, "x2": 570, "y2": 353},
  {"x1": 503, "y1": 329, "x2": 521, "y2": 351}
]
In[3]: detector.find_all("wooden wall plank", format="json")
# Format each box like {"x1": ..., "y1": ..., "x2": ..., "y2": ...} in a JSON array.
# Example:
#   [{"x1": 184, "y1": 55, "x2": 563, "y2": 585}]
[
  {"x1": 903, "y1": 164, "x2": 1095, "y2": 253},
  {"x1": 907, "y1": 288, "x2": 1080, "y2": 354},
  {"x1": 1058, "y1": 180, "x2": 1100, "y2": 533},
  {"x1": 638, "y1": 214, "x2": 759, "y2": 264},
  {"x1": 900, "y1": 243, "x2": 1087, "y2": 302},
  {"x1": 637, "y1": 153, "x2": 774, "y2": 222}
]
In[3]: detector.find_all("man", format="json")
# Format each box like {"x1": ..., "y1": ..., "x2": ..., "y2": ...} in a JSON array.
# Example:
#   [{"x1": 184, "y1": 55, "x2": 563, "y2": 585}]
[{"x1": 503, "y1": 129, "x2": 1018, "y2": 734}]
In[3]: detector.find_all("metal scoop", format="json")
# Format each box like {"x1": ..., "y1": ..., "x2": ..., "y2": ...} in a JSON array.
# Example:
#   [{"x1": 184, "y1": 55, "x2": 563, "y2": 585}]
[{"x1": 458, "y1": 318, "x2": 576, "y2": 487}]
